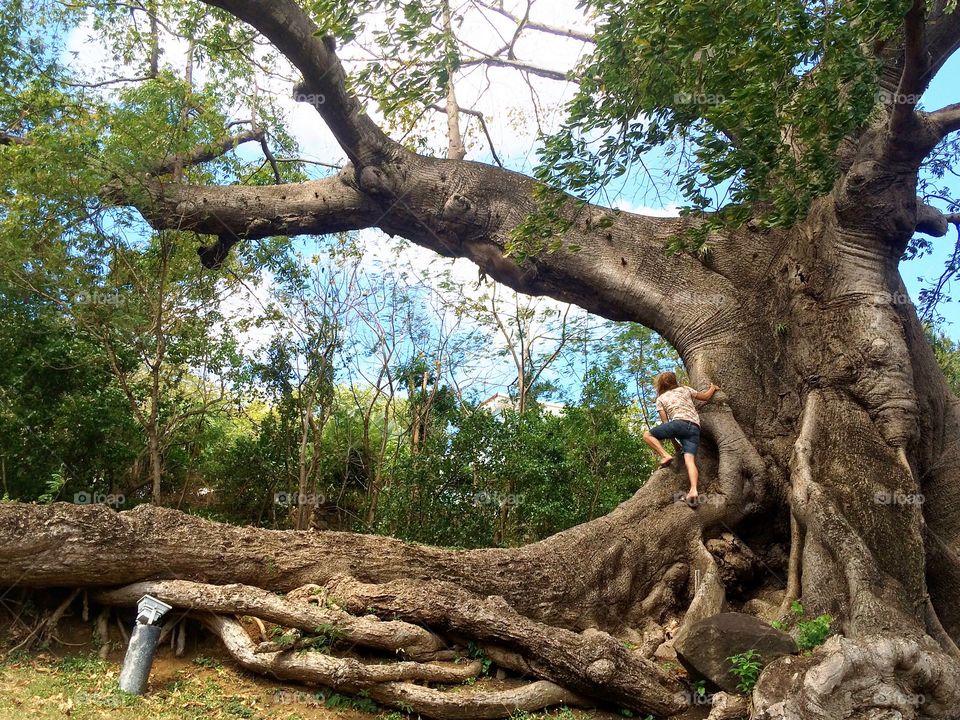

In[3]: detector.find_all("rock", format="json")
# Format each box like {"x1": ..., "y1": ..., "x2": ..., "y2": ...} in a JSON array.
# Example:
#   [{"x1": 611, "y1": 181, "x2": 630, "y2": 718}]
[
  {"x1": 740, "y1": 597, "x2": 778, "y2": 620},
  {"x1": 639, "y1": 624, "x2": 666, "y2": 658},
  {"x1": 752, "y1": 652, "x2": 821, "y2": 718},
  {"x1": 707, "y1": 691, "x2": 750, "y2": 720},
  {"x1": 654, "y1": 639, "x2": 678, "y2": 662},
  {"x1": 674, "y1": 612, "x2": 799, "y2": 693}
]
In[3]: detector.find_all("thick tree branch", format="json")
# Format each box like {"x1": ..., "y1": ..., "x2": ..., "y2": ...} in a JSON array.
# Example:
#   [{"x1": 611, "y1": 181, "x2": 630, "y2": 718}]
[
  {"x1": 927, "y1": 101, "x2": 960, "y2": 138},
  {"x1": 890, "y1": 0, "x2": 927, "y2": 136},
  {"x1": 164, "y1": 0, "x2": 736, "y2": 345},
  {"x1": 925, "y1": 1, "x2": 960, "y2": 80},
  {"x1": 109, "y1": 173, "x2": 378, "y2": 241},
  {"x1": 124, "y1": 151, "x2": 741, "y2": 353},
  {"x1": 0, "y1": 131, "x2": 27, "y2": 146},
  {"x1": 877, "y1": 1, "x2": 960, "y2": 111},
  {"x1": 198, "y1": 0, "x2": 393, "y2": 165},
  {"x1": 916, "y1": 197, "x2": 960, "y2": 235},
  {"x1": 0, "y1": 464, "x2": 727, "y2": 635},
  {"x1": 106, "y1": 0, "x2": 741, "y2": 350}
]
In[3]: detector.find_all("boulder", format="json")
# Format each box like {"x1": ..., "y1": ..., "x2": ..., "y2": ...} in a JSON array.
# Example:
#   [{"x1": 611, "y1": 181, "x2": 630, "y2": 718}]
[{"x1": 674, "y1": 612, "x2": 798, "y2": 693}]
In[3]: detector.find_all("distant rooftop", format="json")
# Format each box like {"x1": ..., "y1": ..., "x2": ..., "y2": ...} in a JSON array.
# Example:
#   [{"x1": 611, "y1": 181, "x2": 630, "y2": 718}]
[{"x1": 478, "y1": 392, "x2": 565, "y2": 416}]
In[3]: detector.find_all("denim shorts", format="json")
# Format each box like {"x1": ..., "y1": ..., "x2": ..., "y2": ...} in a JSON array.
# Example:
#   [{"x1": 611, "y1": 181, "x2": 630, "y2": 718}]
[{"x1": 650, "y1": 419, "x2": 701, "y2": 455}]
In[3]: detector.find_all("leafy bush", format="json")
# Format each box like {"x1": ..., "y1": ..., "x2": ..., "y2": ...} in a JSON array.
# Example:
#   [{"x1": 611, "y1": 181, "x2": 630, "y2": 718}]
[
  {"x1": 727, "y1": 649, "x2": 762, "y2": 693},
  {"x1": 796, "y1": 614, "x2": 833, "y2": 651},
  {"x1": 775, "y1": 601, "x2": 834, "y2": 651}
]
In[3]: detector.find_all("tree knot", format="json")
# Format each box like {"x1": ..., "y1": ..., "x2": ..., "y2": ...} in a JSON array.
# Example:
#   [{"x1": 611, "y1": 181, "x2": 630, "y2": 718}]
[
  {"x1": 585, "y1": 658, "x2": 616, "y2": 682},
  {"x1": 358, "y1": 166, "x2": 391, "y2": 195}
]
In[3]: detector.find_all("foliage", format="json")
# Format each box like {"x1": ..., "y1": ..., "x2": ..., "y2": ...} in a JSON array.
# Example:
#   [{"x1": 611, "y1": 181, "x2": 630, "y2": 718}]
[
  {"x1": 727, "y1": 648, "x2": 762, "y2": 694},
  {"x1": 796, "y1": 613, "x2": 834, "y2": 651},
  {"x1": 776, "y1": 601, "x2": 834, "y2": 651},
  {"x1": 374, "y1": 369, "x2": 654, "y2": 548},
  {"x1": 520, "y1": 0, "x2": 907, "y2": 255},
  {"x1": 0, "y1": 283, "x2": 141, "y2": 502},
  {"x1": 929, "y1": 325, "x2": 960, "y2": 397},
  {"x1": 325, "y1": 690, "x2": 379, "y2": 713},
  {"x1": 468, "y1": 641, "x2": 494, "y2": 676}
]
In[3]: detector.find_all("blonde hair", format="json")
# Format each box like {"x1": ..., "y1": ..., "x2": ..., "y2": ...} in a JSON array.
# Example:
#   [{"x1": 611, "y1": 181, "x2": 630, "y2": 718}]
[{"x1": 654, "y1": 371, "x2": 680, "y2": 396}]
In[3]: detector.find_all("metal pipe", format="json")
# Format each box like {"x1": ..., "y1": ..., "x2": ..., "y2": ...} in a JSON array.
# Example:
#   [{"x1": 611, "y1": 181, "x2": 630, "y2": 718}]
[{"x1": 118, "y1": 595, "x2": 172, "y2": 695}]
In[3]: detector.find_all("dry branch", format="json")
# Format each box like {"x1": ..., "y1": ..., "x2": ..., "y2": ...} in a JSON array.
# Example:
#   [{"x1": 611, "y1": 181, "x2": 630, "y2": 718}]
[{"x1": 95, "y1": 579, "x2": 447, "y2": 659}]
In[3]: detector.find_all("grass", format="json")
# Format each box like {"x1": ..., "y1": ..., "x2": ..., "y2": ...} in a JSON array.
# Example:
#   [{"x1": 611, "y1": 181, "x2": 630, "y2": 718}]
[{"x1": 0, "y1": 648, "x2": 372, "y2": 720}]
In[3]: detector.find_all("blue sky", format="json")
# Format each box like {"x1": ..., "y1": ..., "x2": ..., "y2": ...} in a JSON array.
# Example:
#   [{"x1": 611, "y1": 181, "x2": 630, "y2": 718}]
[{"x1": 901, "y1": 52, "x2": 960, "y2": 337}]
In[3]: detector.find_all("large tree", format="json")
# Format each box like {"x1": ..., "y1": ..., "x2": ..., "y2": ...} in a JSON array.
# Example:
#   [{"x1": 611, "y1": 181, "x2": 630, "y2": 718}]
[{"x1": 3, "y1": 0, "x2": 960, "y2": 718}]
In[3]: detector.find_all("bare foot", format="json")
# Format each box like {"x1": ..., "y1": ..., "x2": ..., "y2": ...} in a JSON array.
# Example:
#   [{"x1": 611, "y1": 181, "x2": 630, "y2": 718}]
[
  {"x1": 658, "y1": 456, "x2": 673, "y2": 468},
  {"x1": 686, "y1": 489, "x2": 699, "y2": 506}
]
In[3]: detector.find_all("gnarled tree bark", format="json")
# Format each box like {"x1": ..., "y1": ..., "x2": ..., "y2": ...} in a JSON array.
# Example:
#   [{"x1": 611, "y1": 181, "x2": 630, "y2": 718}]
[{"x1": 3, "y1": 0, "x2": 960, "y2": 717}]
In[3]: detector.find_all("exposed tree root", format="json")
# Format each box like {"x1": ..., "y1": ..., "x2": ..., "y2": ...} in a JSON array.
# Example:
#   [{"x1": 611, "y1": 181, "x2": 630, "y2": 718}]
[
  {"x1": 201, "y1": 612, "x2": 479, "y2": 684},
  {"x1": 94, "y1": 575, "x2": 689, "y2": 717},
  {"x1": 777, "y1": 390, "x2": 818, "y2": 620},
  {"x1": 324, "y1": 575, "x2": 688, "y2": 716},
  {"x1": 202, "y1": 613, "x2": 590, "y2": 720},
  {"x1": 95, "y1": 580, "x2": 447, "y2": 660},
  {"x1": 5, "y1": 588, "x2": 80, "y2": 655},
  {"x1": 753, "y1": 635, "x2": 960, "y2": 719},
  {"x1": 676, "y1": 542, "x2": 726, "y2": 636},
  {"x1": 707, "y1": 692, "x2": 750, "y2": 720}
]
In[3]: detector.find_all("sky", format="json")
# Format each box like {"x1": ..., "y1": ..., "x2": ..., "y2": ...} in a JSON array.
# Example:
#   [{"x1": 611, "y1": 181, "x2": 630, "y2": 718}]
[{"x1": 61, "y1": 0, "x2": 960, "y2": 378}]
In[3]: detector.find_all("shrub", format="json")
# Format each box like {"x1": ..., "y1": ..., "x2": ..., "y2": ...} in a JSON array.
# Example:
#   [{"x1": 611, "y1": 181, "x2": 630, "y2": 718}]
[
  {"x1": 727, "y1": 649, "x2": 762, "y2": 693},
  {"x1": 796, "y1": 613, "x2": 833, "y2": 651}
]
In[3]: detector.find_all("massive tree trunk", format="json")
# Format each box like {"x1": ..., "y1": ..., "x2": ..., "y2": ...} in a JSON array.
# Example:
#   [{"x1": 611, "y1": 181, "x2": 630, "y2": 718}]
[{"x1": 4, "y1": 0, "x2": 960, "y2": 717}]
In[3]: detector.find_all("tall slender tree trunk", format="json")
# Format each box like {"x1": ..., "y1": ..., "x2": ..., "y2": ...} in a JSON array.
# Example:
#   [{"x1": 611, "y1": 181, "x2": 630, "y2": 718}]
[
  {"x1": 295, "y1": 402, "x2": 314, "y2": 531},
  {"x1": 148, "y1": 428, "x2": 162, "y2": 504}
]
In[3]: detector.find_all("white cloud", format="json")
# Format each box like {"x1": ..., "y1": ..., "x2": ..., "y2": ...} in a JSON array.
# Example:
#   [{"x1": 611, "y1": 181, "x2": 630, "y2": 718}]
[{"x1": 613, "y1": 200, "x2": 681, "y2": 217}]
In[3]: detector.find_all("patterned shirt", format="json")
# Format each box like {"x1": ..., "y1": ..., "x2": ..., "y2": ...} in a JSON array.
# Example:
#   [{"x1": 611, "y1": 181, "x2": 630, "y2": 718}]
[{"x1": 656, "y1": 386, "x2": 700, "y2": 425}]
